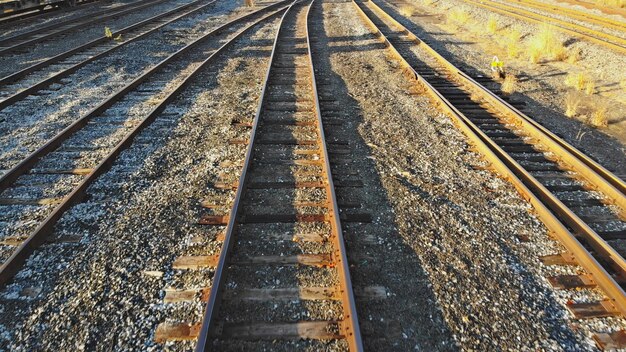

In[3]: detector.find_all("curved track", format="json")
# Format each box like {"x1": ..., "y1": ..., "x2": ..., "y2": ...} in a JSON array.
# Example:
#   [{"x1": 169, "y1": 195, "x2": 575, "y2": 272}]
[
  {"x1": 0, "y1": 0, "x2": 290, "y2": 288},
  {"x1": 354, "y1": 0, "x2": 626, "y2": 345},
  {"x1": 0, "y1": 0, "x2": 218, "y2": 110},
  {"x1": 460, "y1": 0, "x2": 626, "y2": 54}
]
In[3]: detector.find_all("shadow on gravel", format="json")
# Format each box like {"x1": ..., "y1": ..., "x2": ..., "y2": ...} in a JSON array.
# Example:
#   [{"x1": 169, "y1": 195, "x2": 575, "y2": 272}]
[
  {"x1": 311, "y1": 1, "x2": 457, "y2": 350},
  {"x1": 373, "y1": 0, "x2": 626, "y2": 174}
]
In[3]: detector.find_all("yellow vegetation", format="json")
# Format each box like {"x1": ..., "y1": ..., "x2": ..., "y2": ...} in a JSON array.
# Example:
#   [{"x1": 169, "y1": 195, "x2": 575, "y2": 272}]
[
  {"x1": 567, "y1": 48, "x2": 581, "y2": 64},
  {"x1": 585, "y1": 81, "x2": 596, "y2": 95},
  {"x1": 447, "y1": 8, "x2": 470, "y2": 27},
  {"x1": 589, "y1": 101, "x2": 609, "y2": 127},
  {"x1": 487, "y1": 15, "x2": 498, "y2": 34},
  {"x1": 527, "y1": 24, "x2": 567, "y2": 63},
  {"x1": 564, "y1": 91, "x2": 581, "y2": 117},
  {"x1": 244, "y1": 0, "x2": 254, "y2": 7},
  {"x1": 501, "y1": 74, "x2": 517, "y2": 94},
  {"x1": 596, "y1": 0, "x2": 625, "y2": 8},
  {"x1": 504, "y1": 28, "x2": 522, "y2": 58},
  {"x1": 399, "y1": 4, "x2": 416, "y2": 17},
  {"x1": 565, "y1": 72, "x2": 589, "y2": 91}
]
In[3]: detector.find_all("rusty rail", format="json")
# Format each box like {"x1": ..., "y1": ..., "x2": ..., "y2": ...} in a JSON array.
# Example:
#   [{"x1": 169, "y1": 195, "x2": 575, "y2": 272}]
[
  {"x1": 353, "y1": 0, "x2": 626, "y2": 318},
  {"x1": 194, "y1": 0, "x2": 363, "y2": 350},
  {"x1": 0, "y1": 0, "x2": 290, "y2": 288}
]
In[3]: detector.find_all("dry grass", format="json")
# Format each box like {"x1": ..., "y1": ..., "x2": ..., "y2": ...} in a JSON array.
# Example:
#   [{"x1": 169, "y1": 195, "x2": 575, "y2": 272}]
[
  {"x1": 504, "y1": 28, "x2": 522, "y2": 58},
  {"x1": 422, "y1": 0, "x2": 436, "y2": 6},
  {"x1": 527, "y1": 24, "x2": 567, "y2": 63},
  {"x1": 501, "y1": 74, "x2": 517, "y2": 94},
  {"x1": 487, "y1": 15, "x2": 498, "y2": 34},
  {"x1": 244, "y1": 0, "x2": 254, "y2": 7},
  {"x1": 589, "y1": 100, "x2": 609, "y2": 127},
  {"x1": 585, "y1": 81, "x2": 596, "y2": 95},
  {"x1": 597, "y1": 0, "x2": 626, "y2": 8},
  {"x1": 565, "y1": 72, "x2": 590, "y2": 91},
  {"x1": 567, "y1": 48, "x2": 581, "y2": 64},
  {"x1": 564, "y1": 91, "x2": 581, "y2": 117},
  {"x1": 447, "y1": 8, "x2": 470, "y2": 27},
  {"x1": 399, "y1": 4, "x2": 416, "y2": 17},
  {"x1": 620, "y1": 79, "x2": 626, "y2": 91}
]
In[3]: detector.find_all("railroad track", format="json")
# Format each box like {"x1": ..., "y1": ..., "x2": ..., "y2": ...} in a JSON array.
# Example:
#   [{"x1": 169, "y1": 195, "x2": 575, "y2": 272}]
[
  {"x1": 0, "y1": 0, "x2": 291, "y2": 288},
  {"x1": 155, "y1": 0, "x2": 364, "y2": 350},
  {"x1": 459, "y1": 0, "x2": 626, "y2": 54},
  {"x1": 354, "y1": 0, "x2": 626, "y2": 347},
  {"x1": 504, "y1": 0, "x2": 626, "y2": 32},
  {"x1": 0, "y1": 0, "x2": 170, "y2": 56},
  {"x1": 0, "y1": 0, "x2": 219, "y2": 110},
  {"x1": 0, "y1": 0, "x2": 98, "y2": 25}
]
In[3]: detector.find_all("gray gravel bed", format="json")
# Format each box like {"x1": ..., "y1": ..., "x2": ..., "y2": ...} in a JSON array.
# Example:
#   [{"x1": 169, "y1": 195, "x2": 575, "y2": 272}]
[
  {"x1": 0, "y1": 13, "x2": 281, "y2": 351},
  {"x1": 0, "y1": 0, "x2": 232, "y2": 100},
  {"x1": 0, "y1": 2, "x2": 240, "y2": 175},
  {"x1": 0, "y1": 0, "x2": 142, "y2": 38},
  {"x1": 0, "y1": 0, "x2": 195, "y2": 76}
]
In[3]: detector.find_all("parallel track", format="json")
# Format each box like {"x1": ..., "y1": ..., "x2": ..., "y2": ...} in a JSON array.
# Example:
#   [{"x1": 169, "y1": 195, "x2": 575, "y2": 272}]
[
  {"x1": 0, "y1": 0, "x2": 290, "y2": 287},
  {"x1": 0, "y1": 0, "x2": 169, "y2": 56},
  {"x1": 354, "y1": 0, "x2": 626, "y2": 341},
  {"x1": 188, "y1": 0, "x2": 362, "y2": 349},
  {"x1": 0, "y1": 0, "x2": 98, "y2": 24},
  {"x1": 0, "y1": 0, "x2": 218, "y2": 110},
  {"x1": 505, "y1": 0, "x2": 626, "y2": 32},
  {"x1": 459, "y1": 0, "x2": 626, "y2": 54}
]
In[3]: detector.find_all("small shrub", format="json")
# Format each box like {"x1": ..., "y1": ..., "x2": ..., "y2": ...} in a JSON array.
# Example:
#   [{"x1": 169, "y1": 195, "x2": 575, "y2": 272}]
[
  {"x1": 567, "y1": 48, "x2": 581, "y2": 63},
  {"x1": 504, "y1": 28, "x2": 522, "y2": 58},
  {"x1": 527, "y1": 24, "x2": 567, "y2": 63},
  {"x1": 564, "y1": 91, "x2": 581, "y2": 117},
  {"x1": 487, "y1": 15, "x2": 498, "y2": 34},
  {"x1": 585, "y1": 81, "x2": 596, "y2": 95},
  {"x1": 597, "y1": 0, "x2": 626, "y2": 8},
  {"x1": 244, "y1": 0, "x2": 254, "y2": 7},
  {"x1": 447, "y1": 8, "x2": 470, "y2": 27},
  {"x1": 399, "y1": 5, "x2": 416, "y2": 17},
  {"x1": 589, "y1": 101, "x2": 609, "y2": 127},
  {"x1": 501, "y1": 74, "x2": 517, "y2": 94},
  {"x1": 565, "y1": 72, "x2": 589, "y2": 91}
]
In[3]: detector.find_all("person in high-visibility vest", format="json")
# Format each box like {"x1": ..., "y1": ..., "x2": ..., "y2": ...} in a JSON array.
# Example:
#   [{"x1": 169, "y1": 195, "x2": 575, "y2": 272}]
[{"x1": 490, "y1": 56, "x2": 505, "y2": 79}]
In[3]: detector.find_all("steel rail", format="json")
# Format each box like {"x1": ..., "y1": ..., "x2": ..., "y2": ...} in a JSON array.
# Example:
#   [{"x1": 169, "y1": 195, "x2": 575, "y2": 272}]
[
  {"x1": 0, "y1": 0, "x2": 291, "y2": 288},
  {"x1": 0, "y1": 0, "x2": 287, "y2": 193},
  {"x1": 0, "y1": 0, "x2": 218, "y2": 109},
  {"x1": 0, "y1": 0, "x2": 99, "y2": 24},
  {"x1": 380, "y1": 0, "x2": 626, "y2": 199},
  {"x1": 506, "y1": 0, "x2": 626, "y2": 32},
  {"x1": 305, "y1": 0, "x2": 363, "y2": 348},
  {"x1": 459, "y1": 0, "x2": 626, "y2": 54},
  {"x1": 0, "y1": 0, "x2": 160, "y2": 43},
  {"x1": 353, "y1": 0, "x2": 626, "y2": 315},
  {"x1": 195, "y1": 0, "x2": 363, "y2": 350},
  {"x1": 0, "y1": 0, "x2": 170, "y2": 56}
]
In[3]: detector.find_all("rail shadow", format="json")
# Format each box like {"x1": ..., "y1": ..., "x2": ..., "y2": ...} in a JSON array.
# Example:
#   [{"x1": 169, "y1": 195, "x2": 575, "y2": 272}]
[
  {"x1": 313, "y1": 0, "x2": 593, "y2": 349},
  {"x1": 311, "y1": 0, "x2": 457, "y2": 350}
]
